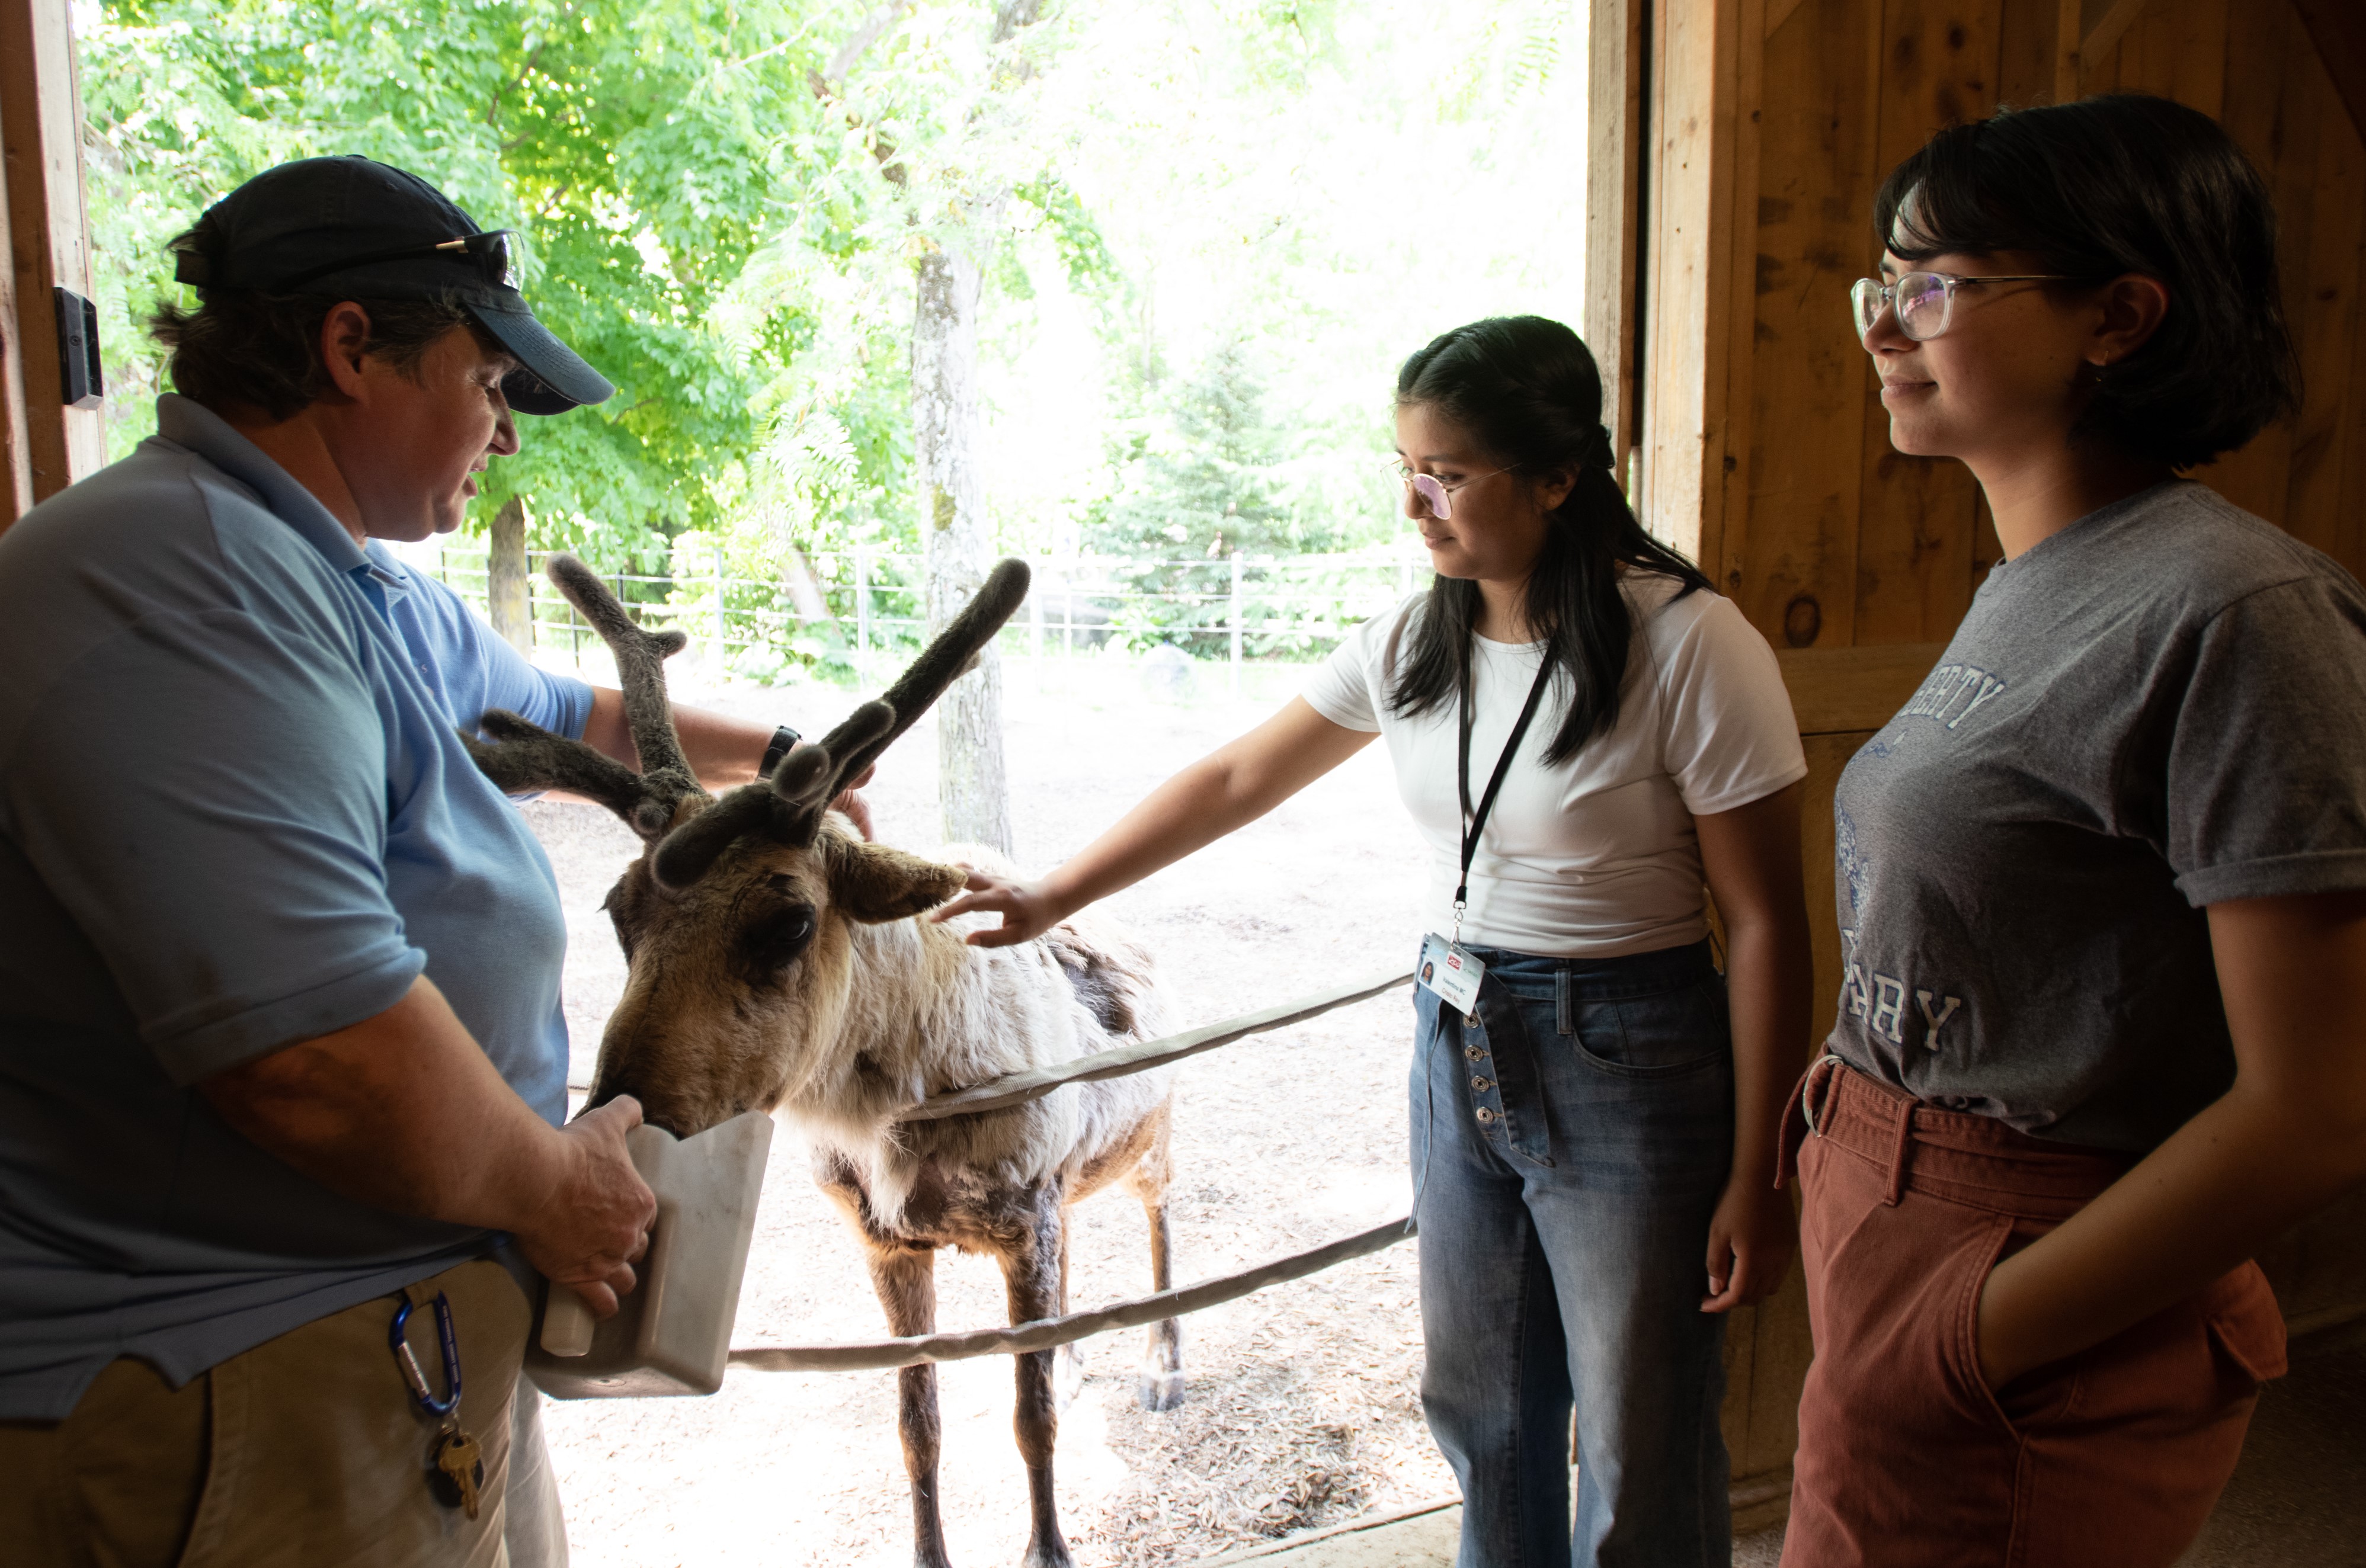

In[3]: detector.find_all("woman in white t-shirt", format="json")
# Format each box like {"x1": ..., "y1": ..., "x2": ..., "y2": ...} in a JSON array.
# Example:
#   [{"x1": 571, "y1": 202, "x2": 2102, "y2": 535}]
[{"x1": 939, "y1": 316, "x2": 1812, "y2": 1567}]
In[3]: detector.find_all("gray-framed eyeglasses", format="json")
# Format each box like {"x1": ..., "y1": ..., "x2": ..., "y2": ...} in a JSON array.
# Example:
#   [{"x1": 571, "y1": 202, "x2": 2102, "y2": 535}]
[
  {"x1": 1850, "y1": 270, "x2": 2079, "y2": 342},
  {"x1": 1395, "y1": 461, "x2": 1519, "y2": 521}
]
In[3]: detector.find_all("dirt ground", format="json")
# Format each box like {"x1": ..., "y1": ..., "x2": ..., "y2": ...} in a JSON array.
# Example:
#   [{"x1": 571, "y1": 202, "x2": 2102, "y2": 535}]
[{"x1": 523, "y1": 654, "x2": 1461, "y2": 1567}]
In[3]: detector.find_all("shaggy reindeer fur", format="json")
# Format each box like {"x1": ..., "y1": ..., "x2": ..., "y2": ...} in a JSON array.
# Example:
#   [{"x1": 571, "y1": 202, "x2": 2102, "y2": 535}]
[
  {"x1": 787, "y1": 842, "x2": 1174, "y2": 1229},
  {"x1": 468, "y1": 556, "x2": 1182, "y2": 1568}
]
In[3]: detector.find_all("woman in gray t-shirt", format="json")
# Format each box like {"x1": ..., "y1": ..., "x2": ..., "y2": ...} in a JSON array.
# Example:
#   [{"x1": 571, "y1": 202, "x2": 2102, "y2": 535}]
[{"x1": 1784, "y1": 94, "x2": 2366, "y2": 1567}]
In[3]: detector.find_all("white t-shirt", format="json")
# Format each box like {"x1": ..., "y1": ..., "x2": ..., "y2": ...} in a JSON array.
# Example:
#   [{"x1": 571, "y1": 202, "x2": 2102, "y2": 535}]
[{"x1": 1301, "y1": 576, "x2": 1807, "y2": 957}]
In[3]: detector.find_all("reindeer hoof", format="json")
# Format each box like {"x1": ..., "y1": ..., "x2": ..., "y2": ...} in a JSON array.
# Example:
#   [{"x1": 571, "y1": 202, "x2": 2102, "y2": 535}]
[
  {"x1": 1136, "y1": 1369, "x2": 1186, "y2": 1412},
  {"x1": 1020, "y1": 1540, "x2": 1077, "y2": 1568}
]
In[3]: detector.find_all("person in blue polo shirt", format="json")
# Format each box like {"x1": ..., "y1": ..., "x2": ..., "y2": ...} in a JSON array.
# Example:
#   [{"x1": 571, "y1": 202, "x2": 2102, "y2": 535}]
[{"x1": 0, "y1": 155, "x2": 741, "y2": 1567}]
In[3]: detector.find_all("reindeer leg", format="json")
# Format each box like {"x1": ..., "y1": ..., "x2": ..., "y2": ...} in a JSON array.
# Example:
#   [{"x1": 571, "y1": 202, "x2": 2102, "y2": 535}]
[
  {"x1": 867, "y1": 1242, "x2": 952, "y2": 1568},
  {"x1": 996, "y1": 1187, "x2": 1075, "y2": 1568},
  {"x1": 1123, "y1": 1098, "x2": 1186, "y2": 1412},
  {"x1": 1052, "y1": 1213, "x2": 1086, "y2": 1412}
]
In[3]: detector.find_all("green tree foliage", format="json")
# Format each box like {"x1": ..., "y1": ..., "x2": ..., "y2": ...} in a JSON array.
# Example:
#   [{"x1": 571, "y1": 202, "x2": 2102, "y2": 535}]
[
  {"x1": 74, "y1": 0, "x2": 1584, "y2": 686},
  {"x1": 78, "y1": 0, "x2": 915, "y2": 572}
]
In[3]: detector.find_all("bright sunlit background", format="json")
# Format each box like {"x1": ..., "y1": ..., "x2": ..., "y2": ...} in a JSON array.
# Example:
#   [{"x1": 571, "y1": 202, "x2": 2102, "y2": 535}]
[{"x1": 77, "y1": 0, "x2": 1587, "y2": 679}]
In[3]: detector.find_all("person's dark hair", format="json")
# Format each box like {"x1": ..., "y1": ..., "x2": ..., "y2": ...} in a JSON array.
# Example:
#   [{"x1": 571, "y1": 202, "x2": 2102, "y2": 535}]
[
  {"x1": 1388, "y1": 316, "x2": 1712, "y2": 765},
  {"x1": 150, "y1": 222, "x2": 487, "y2": 420},
  {"x1": 1874, "y1": 93, "x2": 2297, "y2": 471}
]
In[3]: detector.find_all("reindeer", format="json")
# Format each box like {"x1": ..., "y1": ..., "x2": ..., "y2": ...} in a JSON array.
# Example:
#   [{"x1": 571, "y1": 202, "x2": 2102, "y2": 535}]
[{"x1": 467, "y1": 557, "x2": 1183, "y2": 1568}]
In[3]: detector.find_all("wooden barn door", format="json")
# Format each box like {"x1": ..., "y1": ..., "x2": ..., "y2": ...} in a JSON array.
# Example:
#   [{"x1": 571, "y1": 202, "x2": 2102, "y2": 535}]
[{"x1": 1616, "y1": 0, "x2": 2366, "y2": 1524}]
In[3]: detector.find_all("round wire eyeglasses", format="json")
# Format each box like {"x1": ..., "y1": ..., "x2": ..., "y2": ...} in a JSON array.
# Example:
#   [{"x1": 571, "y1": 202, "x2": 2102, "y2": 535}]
[
  {"x1": 1394, "y1": 462, "x2": 1519, "y2": 522},
  {"x1": 1850, "y1": 270, "x2": 2079, "y2": 342}
]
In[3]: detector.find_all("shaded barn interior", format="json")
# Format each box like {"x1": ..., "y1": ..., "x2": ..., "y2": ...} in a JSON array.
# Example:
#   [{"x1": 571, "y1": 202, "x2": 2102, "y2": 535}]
[{"x1": 1589, "y1": 0, "x2": 2366, "y2": 1519}]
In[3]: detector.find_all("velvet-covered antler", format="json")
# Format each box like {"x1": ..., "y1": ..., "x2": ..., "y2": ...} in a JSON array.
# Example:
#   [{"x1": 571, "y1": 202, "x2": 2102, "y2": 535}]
[
  {"x1": 818, "y1": 557, "x2": 1032, "y2": 801},
  {"x1": 462, "y1": 554, "x2": 707, "y2": 841},
  {"x1": 646, "y1": 558, "x2": 1032, "y2": 889}
]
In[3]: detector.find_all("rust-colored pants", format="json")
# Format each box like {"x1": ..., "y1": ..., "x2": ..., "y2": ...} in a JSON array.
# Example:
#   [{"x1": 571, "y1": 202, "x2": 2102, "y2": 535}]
[{"x1": 1779, "y1": 1059, "x2": 2286, "y2": 1568}]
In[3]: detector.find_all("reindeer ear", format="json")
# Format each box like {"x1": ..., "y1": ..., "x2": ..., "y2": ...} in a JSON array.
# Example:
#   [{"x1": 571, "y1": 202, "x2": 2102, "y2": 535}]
[{"x1": 826, "y1": 838, "x2": 968, "y2": 925}]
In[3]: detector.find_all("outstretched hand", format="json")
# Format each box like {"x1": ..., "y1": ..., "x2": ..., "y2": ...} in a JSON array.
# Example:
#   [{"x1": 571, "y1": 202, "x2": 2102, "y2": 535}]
[{"x1": 929, "y1": 865, "x2": 1067, "y2": 948}]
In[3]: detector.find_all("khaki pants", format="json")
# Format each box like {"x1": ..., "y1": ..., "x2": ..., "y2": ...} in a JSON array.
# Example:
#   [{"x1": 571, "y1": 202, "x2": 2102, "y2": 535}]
[
  {"x1": 504, "y1": 1379, "x2": 569, "y2": 1568},
  {"x1": 0, "y1": 1258, "x2": 529, "y2": 1568}
]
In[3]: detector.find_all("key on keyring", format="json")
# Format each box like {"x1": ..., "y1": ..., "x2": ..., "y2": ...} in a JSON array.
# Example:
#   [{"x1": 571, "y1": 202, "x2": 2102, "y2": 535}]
[{"x1": 430, "y1": 1425, "x2": 485, "y2": 1519}]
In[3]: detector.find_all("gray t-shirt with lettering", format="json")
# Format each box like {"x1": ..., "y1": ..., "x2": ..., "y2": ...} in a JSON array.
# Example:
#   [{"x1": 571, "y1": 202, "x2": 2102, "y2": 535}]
[{"x1": 1827, "y1": 480, "x2": 2366, "y2": 1152}]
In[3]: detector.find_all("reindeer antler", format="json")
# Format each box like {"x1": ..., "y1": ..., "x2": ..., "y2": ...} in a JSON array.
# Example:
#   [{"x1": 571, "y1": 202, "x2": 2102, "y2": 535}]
[
  {"x1": 463, "y1": 554, "x2": 707, "y2": 841},
  {"x1": 820, "y1": 557, "x2": 1032, "y2": 795},
  {"x1": 647, "y1": 557, "x2": 1032, "y2": 889}
]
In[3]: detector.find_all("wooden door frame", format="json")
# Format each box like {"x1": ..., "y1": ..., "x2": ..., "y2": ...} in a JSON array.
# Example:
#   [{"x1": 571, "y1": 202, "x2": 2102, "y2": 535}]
[
  {"x1": 1, "y1": 0, "x2": 103, "y2": 527},
  {"x1": 1585, "y1": 0, "x2": 1648, "y2": 493}
]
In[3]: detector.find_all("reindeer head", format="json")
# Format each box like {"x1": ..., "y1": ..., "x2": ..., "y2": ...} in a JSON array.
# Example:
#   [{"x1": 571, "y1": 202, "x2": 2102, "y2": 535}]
[{"x1": 466, "y1": 555, "x2": 1030, "y2": 1137}]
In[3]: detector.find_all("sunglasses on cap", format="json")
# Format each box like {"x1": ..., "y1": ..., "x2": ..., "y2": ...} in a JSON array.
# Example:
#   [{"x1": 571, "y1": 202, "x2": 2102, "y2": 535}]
[{"x1": 274, "y1": 229, "x2": 523, "y2": 294}]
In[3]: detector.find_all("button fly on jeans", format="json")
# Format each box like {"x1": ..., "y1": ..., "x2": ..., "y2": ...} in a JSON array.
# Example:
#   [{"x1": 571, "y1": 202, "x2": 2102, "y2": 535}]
[
  {"x1": 1475, "y1": 1108, "x2": 1496, "y2": 1124},
  {"x1": 1464, "y1": 1045, "x2": 1486, "y2": 1061},
  {"x1": 1471, "y1": 1077, "x2": 1493, "y2": 1092}
]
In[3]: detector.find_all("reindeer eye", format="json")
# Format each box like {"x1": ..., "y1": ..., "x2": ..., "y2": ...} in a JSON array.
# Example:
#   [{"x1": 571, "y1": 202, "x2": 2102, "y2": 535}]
[{"x1": 736, "y1": 902, "x2": 818, "y2": 981}]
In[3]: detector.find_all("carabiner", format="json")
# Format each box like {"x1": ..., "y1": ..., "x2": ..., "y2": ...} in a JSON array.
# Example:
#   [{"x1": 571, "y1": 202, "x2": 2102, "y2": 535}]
[{"x1": 388, "y1": 1291, "x2": 463, "y2": 1418}]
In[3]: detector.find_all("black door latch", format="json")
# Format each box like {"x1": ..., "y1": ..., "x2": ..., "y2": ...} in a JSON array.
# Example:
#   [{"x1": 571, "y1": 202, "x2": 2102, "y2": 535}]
[{"x1": 55, "y1": 287, "x2": 103, "y2": 410}]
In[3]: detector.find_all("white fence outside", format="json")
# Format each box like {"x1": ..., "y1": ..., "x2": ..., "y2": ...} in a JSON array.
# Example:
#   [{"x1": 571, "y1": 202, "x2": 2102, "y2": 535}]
[{"x1": 408, "y1": 539, "x2": 1429, "y2": 691}]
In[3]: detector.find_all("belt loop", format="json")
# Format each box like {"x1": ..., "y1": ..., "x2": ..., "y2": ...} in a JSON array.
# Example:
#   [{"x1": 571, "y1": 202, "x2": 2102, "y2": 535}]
[{"x1": 1881, "y1": 1094, "x2": 1916, "y2": 1207}]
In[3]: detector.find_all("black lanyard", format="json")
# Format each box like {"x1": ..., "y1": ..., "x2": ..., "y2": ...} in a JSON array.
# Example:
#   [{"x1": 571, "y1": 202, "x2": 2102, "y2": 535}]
[{"x1": 1452, "y1": 654, "x2": 1557, "y2": 942}]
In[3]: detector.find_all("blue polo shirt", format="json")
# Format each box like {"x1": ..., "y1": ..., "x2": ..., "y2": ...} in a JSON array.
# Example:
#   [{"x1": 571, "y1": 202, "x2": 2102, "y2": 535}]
[
  {"x1": 361, "y1": 537, "x2": 593, "y2": 753},
  {"x1": 0, "y1": 396, "x2": 579, "y2": 1420}
]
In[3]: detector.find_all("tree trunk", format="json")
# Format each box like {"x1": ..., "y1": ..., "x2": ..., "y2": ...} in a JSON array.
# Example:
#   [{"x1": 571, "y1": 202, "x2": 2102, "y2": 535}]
[
  {"x1": 913, "y1": 241, "x2": 1012, "y2": 855},
  {"x1": 488, "y1": 496, "x2": 532, "y2": 652}
]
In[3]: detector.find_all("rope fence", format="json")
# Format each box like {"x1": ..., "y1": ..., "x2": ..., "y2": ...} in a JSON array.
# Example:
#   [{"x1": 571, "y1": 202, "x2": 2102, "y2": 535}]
[
  {"x1": 901, "y1": 967, "x2": 1414, "y2": 1122},
  {"x1": 729, "y1": 1217, "x2": 1414, "y2": 1374},
  {"x1": 726, "y1": 968, "x2": 1418, "y2": 1374}
]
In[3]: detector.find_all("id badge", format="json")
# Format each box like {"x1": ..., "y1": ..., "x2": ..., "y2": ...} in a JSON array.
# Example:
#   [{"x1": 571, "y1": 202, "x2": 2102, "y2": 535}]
[{"x1": 1417, "y1": 932, "x2": 1484, "y2": 1014}]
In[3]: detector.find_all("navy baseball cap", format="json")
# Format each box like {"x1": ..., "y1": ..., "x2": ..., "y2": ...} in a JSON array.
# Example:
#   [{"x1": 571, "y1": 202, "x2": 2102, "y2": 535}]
[{"x1": 170, "y1": 155, "x2": 613, "y2": 416}]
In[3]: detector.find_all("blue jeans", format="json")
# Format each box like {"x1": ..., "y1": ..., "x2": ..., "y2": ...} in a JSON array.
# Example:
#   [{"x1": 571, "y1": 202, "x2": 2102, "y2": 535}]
[{"x1": 1411, "y1": 939, "x2": 1735, "y2": 1568}]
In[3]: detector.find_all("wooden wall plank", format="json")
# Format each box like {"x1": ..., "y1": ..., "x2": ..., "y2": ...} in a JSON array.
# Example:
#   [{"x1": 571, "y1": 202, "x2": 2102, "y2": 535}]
[
  {"x1": 1715, "y1": 0, "x2": 1769, "y2": 598},
  {"x1": 2204, "y1": 0, "x2": 2316, "y2": 527},
  {"x1": 2081, "y1": 0, "x2": 2154, "y2": 71},
  {"x1": 2282, "y1": 72, "x2": 2366, "y2": 554},
  {"x1": 1641, "y1": 0, "x2": 1747, "y2": 569},
  {"x1": 1851, "y1": 0, "x2": 2000, "y2": 646},
  {"x1": 1734, "y1": 0, "x2": 1882, "y2": 651},
  {"x1": 2288, "y1": 0, "x2": 2366, "y2": 147},
  {"x1": 1586, "y1": 0, "x2": 1648, "y2": 482},
  {"x1": 0, "y1": 0, "x2": 104, "y2": 514},
  {"x1": 2053, "y1": 0, "x2": 2083, "y2": 101},
  {"x1": 1997, "y1": 0, "x2": 2068, "y2": 104},
  {"x1": 2103, "y1": 0, "x2": 2226, "y2": 114},
  {"x1": 2338, "y1": 195, "x2": 2366, "y2": 578},
  {"x1": 0, "y1": 102, "x2": 29, "y2": 522},
  {"x1": 1778, "y1": 641, "x2": 1946, "y2": 732}
]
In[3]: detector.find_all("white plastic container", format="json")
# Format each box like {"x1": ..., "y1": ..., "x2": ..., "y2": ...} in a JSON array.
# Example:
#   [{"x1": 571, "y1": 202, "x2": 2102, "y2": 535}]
[{"x1": 527, "y1": 1110, "x2": 773, "y2": 1399}]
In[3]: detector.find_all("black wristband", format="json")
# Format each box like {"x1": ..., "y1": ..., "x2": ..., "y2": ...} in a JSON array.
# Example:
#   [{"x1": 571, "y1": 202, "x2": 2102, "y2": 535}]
[{"x1": 759, "y1": 726, "x2": 799, "y2": 780}]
